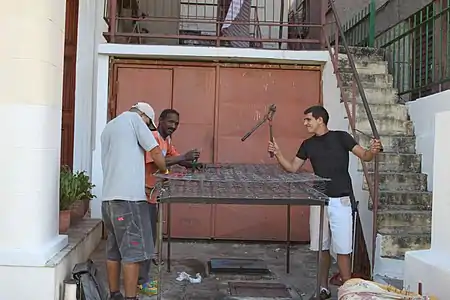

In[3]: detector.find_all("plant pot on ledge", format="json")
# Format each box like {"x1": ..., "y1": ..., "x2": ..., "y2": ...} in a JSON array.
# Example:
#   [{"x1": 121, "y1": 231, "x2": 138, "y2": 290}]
[
  {"x1": 70, "y1": 199, "x2": 85, "y2": 225},
  {"x1": 83, "y1": 198, "x2": 90, "y2": 217},
  {"x1": 59, "y1": 166, "x2": 96, "y2": 233},
  {"x1": 59, "y1": 210, "x2": 71, "y2": 233}
]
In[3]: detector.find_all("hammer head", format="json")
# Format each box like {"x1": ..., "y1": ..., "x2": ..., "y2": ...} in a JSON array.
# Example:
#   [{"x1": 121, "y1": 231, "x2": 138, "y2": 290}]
[{"x1": 268, "y1": 104, "x2": 276, "y2": 112}]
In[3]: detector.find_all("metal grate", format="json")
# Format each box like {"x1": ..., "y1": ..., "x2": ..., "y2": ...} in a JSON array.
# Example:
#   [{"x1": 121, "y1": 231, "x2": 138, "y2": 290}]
[
  {"x1": 229, "y1": 282, "x2": 292, "y2": 297},
  {"x1": 154, "y1": 164, "x2": 330, "y2": 204},
  {"x1": 155, "y1": 163, "x2": 330, "y2": 183}
]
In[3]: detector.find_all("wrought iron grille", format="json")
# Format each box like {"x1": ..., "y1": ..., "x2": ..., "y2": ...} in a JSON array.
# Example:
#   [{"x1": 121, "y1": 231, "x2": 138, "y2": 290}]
[{"x1": 154, "y1": 164, "x2": 330, "y2": 202}]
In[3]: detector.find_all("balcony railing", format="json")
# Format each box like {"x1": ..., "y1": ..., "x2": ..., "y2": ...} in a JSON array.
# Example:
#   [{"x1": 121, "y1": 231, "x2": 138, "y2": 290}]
[{"x1": 103, "y1": 0, "x2": 324, "y2": 49}]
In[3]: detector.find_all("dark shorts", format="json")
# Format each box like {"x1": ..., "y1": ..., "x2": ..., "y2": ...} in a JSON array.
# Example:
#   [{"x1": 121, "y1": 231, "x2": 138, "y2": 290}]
[
  {"x1": 102, "y1": 200, "x2": 154, "y2": 263},
  {"x1": 149, "y1": 203, "x2": 157, "y2": 244}
]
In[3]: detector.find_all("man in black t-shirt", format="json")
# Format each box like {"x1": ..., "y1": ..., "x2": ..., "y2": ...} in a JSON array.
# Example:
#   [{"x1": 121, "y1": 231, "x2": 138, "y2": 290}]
[{"x1": 268, "y1": 105, "x2": 381, "y2": 300}]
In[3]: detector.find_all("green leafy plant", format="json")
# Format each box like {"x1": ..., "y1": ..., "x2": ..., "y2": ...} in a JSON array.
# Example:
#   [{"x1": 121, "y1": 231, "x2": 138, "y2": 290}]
[{"x1": 60, "y1": 166, "x2": 96, "y2": 211}]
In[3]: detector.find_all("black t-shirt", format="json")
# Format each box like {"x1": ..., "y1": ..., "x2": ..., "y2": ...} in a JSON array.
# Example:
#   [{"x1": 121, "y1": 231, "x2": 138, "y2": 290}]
[{"x1": 296, "y1": 130, "x2": 357, "y2": 197}]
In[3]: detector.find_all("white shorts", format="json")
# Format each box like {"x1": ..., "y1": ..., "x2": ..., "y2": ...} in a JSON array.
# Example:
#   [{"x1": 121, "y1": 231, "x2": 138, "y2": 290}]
[{"x1": 309, "y1": 196, "x2": 353, "y2": 255}]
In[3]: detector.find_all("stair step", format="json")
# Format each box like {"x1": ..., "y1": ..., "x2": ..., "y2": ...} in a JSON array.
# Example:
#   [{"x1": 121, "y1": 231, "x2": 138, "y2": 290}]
[
  {"x1": 356, "y1": 118, "x2": 413, "y2": 135},
  {"x1": 357, "y1": 134, "x2": 416, "y2": 153},
  {"x1": 379, "y1": 233, "x2": 431, "y2": 259},
  {"x1": 348, "y1": 103, "x2": 409, "y2": 121},
  {"x1": 369, "y1": 191, "x2": 432, "y2": 210},
  {"x1": 338, "y1": 59, "x2": 388, "y2": 75},
  {"x1": 359, "y1": 153, "x2": 421, "y2": 173},
  {"x1": 342, "y1": 87, "x2": 398, "y2": 104},
  {"x1": 363, "y1": 172, "x2": 428, "y2": 191},
  {"x1": 338, "y1": 46, "x2": 385, "y2": 60},
  {"x1": 341, "y1": 72, "x2": 393, "y2": 89},
  {"x1": 377, "y1": 210, "x2": 431, "y2": 233}
]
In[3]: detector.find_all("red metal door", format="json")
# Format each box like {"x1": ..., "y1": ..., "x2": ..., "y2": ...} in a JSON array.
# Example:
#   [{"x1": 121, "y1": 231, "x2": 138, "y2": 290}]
[
  {"x1": 170, "y1": 66, "x2": 216, "y2": 238},
  {"x1": 111, "y1": 60, "x2": 322, "y2": 242},
  {"x1": 114, "y1": 66, "x2": 173, "y2": 115},
  {"x1": 214, "y1": 66, "x2": 321, "y2": 241},
  {"x1": 61, "y1": 0, "x2": 79, "y2": 168}
]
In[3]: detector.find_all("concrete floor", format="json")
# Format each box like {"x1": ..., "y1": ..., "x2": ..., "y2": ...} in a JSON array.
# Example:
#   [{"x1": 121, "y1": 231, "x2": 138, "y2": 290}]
[{"x1": 90, "y1": 240, "x2": 338, "y2": 299}]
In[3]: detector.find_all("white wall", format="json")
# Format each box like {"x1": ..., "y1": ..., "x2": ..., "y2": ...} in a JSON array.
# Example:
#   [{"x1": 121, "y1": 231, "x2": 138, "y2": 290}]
[
  {"x1": 404, "y1": 110, "x2": 450, "y2": 299},
  {"x1": 407, "y1": 90, "x2": 450, "y2": 191},
  {"x1": 73, "y1": 0, "x2": 108, "y2": 177}
]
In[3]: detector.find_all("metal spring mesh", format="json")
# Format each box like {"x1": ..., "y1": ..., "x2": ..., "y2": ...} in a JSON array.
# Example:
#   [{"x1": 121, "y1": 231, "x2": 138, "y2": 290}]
[{"x1": 154, "y1": 164, "x2": 330, "y2": 203}]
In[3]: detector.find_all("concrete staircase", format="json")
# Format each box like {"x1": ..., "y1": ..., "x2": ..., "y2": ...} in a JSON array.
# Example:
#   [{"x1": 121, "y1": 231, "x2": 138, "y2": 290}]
[{"x1": 337, "y1": 47, "x2": 432, "y2": 263}]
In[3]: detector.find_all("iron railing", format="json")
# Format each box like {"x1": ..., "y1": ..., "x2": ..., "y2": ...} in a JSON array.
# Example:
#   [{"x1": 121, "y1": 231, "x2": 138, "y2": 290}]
[
  {"x1": 374, "y1": 0, "x2": 450, "y2": 100},
  {"x1": 103, "y1": 0, "x2": 323, "y2": 49},
  {"x1": 341, "y1": 0, "x2": 450, "y2": 101},
  {"x1": 340, "y1": 0, "x2": 376, "y2": 47}
]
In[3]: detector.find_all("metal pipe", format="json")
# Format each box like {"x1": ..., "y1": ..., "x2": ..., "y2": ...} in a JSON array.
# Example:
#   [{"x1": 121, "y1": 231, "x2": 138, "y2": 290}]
[
  {"x1": 278, "y1": 0, "x2": 285, "y2": 49},
  {"x1": 328, "y1": 0, "x2": 380, "y2": 140},
  {"x1": 110, "y1": 0, "x2": 117, "y2": 43}
]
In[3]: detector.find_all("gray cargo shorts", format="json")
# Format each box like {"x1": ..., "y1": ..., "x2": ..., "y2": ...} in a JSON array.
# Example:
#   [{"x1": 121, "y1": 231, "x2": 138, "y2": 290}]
[{"x1": 102, "y1": 200, "x2": 154, "y2": 263}]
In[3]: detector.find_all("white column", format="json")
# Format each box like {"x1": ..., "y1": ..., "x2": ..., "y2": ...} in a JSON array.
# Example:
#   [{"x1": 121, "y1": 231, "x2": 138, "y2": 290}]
[
  {"x1": 90, "y1": 54, "x2": 110, "y2": 219},
  {"x1": 73, "y1": 0, "x2": 97, "y2": 175},
  {"x1": 404, "y1": 110, "x2": 450, "y2": 298},
  {"x1": 0, "y1": 0, "x2": 68, "y2": 266},
  {"x1": 73, "y1": 0, "x2": 107, "y2": 176}
]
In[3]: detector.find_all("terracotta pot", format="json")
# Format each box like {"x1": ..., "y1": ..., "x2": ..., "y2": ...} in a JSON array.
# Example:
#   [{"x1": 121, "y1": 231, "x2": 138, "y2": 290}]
[
  {"x1": 59, "y1": 210, "x2": 71, "y2": 233},
  {"x1": 70, "y1": 200, "x2": 85, "y2": 225},
  {"x1": 83, "y1": 198, "x2": 90, "y2": 217}
]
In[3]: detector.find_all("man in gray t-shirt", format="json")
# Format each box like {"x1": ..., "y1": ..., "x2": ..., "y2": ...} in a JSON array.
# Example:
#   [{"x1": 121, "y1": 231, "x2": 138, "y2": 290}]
[{"x1": 101, "y1": 102, "x2": 167, "y2": 300}]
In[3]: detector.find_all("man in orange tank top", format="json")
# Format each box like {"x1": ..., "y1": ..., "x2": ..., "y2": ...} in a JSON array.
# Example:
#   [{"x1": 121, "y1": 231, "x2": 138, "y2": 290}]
[{"x1": 138, "y1": 108, "x2": 200, "y2": 296}]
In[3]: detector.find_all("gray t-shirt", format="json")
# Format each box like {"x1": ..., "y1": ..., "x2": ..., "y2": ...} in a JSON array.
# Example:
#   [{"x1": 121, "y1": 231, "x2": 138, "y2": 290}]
[{"x1": 101, "y1": 111, "x2": 159, "y2": 201}]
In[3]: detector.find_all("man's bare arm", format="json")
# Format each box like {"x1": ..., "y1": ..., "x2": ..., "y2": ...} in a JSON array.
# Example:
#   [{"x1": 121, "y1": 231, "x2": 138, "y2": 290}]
[
  {"x1": 165, "y1": 155, "x2": 186, "y2": 167},
  {"x1": 352, "y1": 145, "x2": 374, "y2": 162},
  {"x1": 275, "y1": 152, "x2": 306, "y2": 173}
]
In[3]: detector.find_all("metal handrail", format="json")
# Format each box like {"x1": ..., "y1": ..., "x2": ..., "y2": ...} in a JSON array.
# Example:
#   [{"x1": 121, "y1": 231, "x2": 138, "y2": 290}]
[{"x1": 327, "y1": 0, "x2": 381, "y2": 278}]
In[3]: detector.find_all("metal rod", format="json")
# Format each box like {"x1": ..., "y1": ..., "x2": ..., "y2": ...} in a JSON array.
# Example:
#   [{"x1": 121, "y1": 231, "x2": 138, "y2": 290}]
[
  {"x1": 317, "y1": 204, "x2": 325, "y2": 299},
  {"x1": 167, "y1": 203, "x2": 172, "y2": 272},
  {"x1": 328, "y1": 0, "x2": 380, "y2": 141},
  {"x1": 241, "y1": 116, "x2": 269, "y2": 141},
  {"x1": 278, "y1": 0, "x2": 285, "y2": 49},
  {"x1": 241, "y1": 105, "x2": 276, "y2": 158},
  {"x1": 286, "y1": 204, "x2": 291, "y2": 273},
  {"x1": 157, "y1": 201, "x2": 164, "y2": 300},
  {"x1": 371, "y1": 156, "x2": 380, "y2": 277}
]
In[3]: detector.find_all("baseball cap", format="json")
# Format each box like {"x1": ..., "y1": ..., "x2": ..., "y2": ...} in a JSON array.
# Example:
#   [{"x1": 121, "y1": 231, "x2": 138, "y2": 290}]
[{"x1": 132, "y1": 102, "x2": 157, "y2": 130}]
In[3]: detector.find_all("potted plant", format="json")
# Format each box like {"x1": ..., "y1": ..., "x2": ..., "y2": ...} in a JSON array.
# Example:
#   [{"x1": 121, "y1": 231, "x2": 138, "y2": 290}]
[
  {"x1": 59, "y1": 166, "x2": 76, "y2": 233},
  {"x1": 69, "y1": 170, "x2": 96, "y2": 223},
  {"x1": 59, "y1": 166, "x2": 96, "y2": 232},
  {"x1": 75, "y1": 170, "x2": 96, "y2": 217}
]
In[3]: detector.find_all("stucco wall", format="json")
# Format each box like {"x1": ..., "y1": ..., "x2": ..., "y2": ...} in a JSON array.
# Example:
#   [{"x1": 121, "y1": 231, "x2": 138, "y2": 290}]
[{"x1": 407, "y1": 90, "x2": 450, "y2": 191}]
